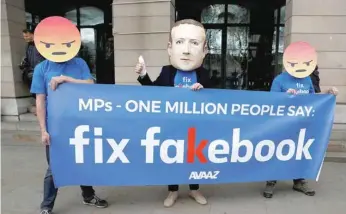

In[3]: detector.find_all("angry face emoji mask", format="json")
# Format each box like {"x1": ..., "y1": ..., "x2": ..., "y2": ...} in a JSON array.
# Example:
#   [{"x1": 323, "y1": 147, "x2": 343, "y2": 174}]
[
  {"x1": 34, "y1": 16, "x2": 81, "y2": 62},
  {"x1": 283, "y1": 41, "x2": 318, "y2": 78}
]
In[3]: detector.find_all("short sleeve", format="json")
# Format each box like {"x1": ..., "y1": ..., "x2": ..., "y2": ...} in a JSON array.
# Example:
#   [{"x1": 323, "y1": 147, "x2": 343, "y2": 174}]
[
  {"x1": 77, "y1": 58, "x2": 93, "y2": 80},
  {"x1": 270, "y1": 76, "x2": 282, "y2": 92},
  {"x1": 30, "y1": 62, "x2": 46, "y2": 94},
  {"x1": 308, "y1": 77, "x2": 315, "y2": 94}
]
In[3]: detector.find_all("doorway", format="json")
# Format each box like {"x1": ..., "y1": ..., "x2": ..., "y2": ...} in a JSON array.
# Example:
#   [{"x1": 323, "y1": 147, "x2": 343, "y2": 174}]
[
  {"x1": 176, "y1": 0, "x2": 286, "y2": 91},
  {"x1": 65, "y1": 6, "x2": 115, "y2": 84}
]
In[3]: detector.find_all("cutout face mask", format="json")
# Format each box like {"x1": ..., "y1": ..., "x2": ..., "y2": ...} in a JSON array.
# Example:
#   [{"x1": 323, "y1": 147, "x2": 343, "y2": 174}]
[
  {"x1": 167, "y1": 24, "x2": 208, "y2": 71},
  {"x1": 34, "y1": 16, "x2": 81, "y2": 62},
  {"x1": 283, "y1": 41, "x2": 318, "y2": 78}
]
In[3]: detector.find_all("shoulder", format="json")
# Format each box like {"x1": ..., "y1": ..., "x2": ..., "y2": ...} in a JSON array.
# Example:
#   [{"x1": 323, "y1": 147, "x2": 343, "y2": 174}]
[
  {"x1": 304, "y1": 76, "x2": 313, "y2": 83},
  {"x1": 36, "y1": 60, "x2": 48, "y2": 67},
  {"x1": 271, "y1": 72, "x2": 288, "y2": 88},
  {"x1": 274, "y1": 72, "x2": 285, "y2": 79},
  {"x1": 197, "y1": 67, "x2": 210, "y2": 76},
  {"x1": 160, "y1": 65, "x2": 174, "y2": 76},
  {"x1": 71, "y1": 57, "x2": 87, "y2": 65},
  {"x1": 34, "y1": 60, "x2": 49, "y2": 72},
  {"x1": 273, "y1": 72, "x2": 289, "y2": 82}
]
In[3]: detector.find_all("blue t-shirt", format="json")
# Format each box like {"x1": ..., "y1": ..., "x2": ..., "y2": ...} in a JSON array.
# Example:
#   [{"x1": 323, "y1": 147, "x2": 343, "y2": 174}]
[
  {"x1": 30, "y1": 57, "x2": 93, "y2": 95},
  {"x1": 174, "y1": 70, "x2": 197, "y2": 88},
  {"x1": 30, "y1": 57, "x2": 93, "y2": 130},
  {"x1": 270, "y1": 71, "x2": 315, "y2": 94}
]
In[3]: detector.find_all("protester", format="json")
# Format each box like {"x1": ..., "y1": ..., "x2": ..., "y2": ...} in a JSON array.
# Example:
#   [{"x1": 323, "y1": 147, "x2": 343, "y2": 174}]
[
  {"x1": 21, "y1": 29, "x2": 45, "y2": 82},
  {"x1": 30, "y1": 16, "x2": 108, "y2": 214},
  {"x1": 31, "y1": 58, "x2": 109, "y2": 214},
  {"x1": 135, "y1": 19, "x2": 211, "y2": 207},
  {"x1": 310, "y1": 65, "x2": 321, "y2": 93},
  {"x1": 263, "y1": 42, "x2": 338, "y2": 199},
  {"x1": 20, "y1": 29, "x2": 45, "y2": 114}
]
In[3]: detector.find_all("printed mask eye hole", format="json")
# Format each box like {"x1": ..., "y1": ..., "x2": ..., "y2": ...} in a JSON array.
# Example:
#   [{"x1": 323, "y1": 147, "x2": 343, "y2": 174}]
[
  {"x1": 62, "y1": 40, "x2": 75, "y2": 48},
  {"x1": 40, "y1": 41, "x2": 54, "y2": 48},
  {"x1": 304, "y1": 60, "x2": 313, "y2": 66},
  {"x1": 287, "y1": 62, "x2": 297, "y2": 67}
]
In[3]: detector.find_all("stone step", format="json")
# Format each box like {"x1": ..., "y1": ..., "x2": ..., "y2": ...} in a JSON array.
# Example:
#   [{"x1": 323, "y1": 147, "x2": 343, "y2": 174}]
[
  {"x1": 324, "y1": 152, "x2": 346, "y2": 163},
  {"x1": 19, "y1": 112, "x2": 37, "y2": 122},
  {"x1": 1, "y1": 121, "x2": 40, "y2": 132}
]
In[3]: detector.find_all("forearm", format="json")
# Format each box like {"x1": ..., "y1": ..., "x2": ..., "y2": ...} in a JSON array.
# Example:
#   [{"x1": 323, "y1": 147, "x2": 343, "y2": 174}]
[
  {"x1": 65, "y1": 76, "x2": 94, "y2": 84},
  {"x1": 36, "y1": 97, "x2": 47, "y2": 133},
  {"x1": 316, "y1": 89, "x2": 328, "y2": 94}
]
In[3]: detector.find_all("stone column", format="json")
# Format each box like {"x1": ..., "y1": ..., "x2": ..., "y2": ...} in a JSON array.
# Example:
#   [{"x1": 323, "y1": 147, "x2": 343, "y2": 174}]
[
  {"x1": 284, "y1": 0, "x2": 346, "y2": 124},
  {"x1": 112, "y1": 0, "x2": 176, "y2": 85},
  {"x1": 1, "y1": 0, "x2": 32, "y2": 120}
]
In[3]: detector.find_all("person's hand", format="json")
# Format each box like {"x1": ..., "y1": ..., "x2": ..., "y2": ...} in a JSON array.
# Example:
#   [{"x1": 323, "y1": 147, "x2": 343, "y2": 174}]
[
  {"x1": 135, "y1": 55, "x2": 147, "y2": 76},
  {"x1": 41, "y1": 131, "x2": 50, "y2": 145},
  {"x1": 327, "y1": 87, "x2": 338, "y2": 96},
  {"x1": 191, "y1": 83, "x2": 204, "y2": 91},
  {"x1": 286, "y1": 88, "x2": 297, "y2": 95},
  {"x1": 50, "y1": 75, "x2": 68, "y2": 90}
]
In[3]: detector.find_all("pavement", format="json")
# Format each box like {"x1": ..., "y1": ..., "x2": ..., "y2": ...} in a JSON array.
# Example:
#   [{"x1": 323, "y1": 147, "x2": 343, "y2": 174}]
[{"x1": 1, "y1": 130, "x2": 346, "y2": 214}]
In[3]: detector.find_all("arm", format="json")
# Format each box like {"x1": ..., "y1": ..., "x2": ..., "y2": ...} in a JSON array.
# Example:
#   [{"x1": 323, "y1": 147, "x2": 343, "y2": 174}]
[
  {"x1": 64, "y1": 76, "x2": 94, "y2": 84},
  {"x1": 137, "y1": 67, "x2": 166, "y2": 86},
  {"x1": 36, "y1": 94, "x2": 47, "y2": 133},
  {"x1": 30, "y1": 64, "x2": 47, "y2": 133},
  {"x1": 50, "y1": 58, "x2": 94, "y2": 91},
  {"x1": 308, "y1": 75, "x2": 338, "y2": 95},
  {"x1": 316, "y1": 88, "x2": 338, "y2": 95},
  {"x1": 135, "y1": 56, "x2": 166, "y2": 86}
]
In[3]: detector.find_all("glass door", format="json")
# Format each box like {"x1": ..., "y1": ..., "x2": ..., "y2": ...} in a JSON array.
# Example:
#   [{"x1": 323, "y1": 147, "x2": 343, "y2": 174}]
[
  {"x1": 203, "y1": 27, "x2": 224, "y2": 89},
  {"x1": 80, "y1": 28, "x2": 97, "y2": 79},
  {"x1": 225, "y1": 26, "x2": 249, "y2": 90}
]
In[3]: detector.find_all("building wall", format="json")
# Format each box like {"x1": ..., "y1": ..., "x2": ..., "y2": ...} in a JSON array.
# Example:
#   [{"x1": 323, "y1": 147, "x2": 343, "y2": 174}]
[
  {"x1": 1, "y1": 0, "x2": 32, "y2": 120},
  {"x1": 284, "y1": 0, "x2": 346, "y2": 124},
  {"x1": 112, "y1": 0, "x2": 176, "y2": 85}
]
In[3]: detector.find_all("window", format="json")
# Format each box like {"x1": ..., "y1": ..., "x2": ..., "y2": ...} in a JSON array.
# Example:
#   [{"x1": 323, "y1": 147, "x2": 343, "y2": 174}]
[
  {"x1": 201, "y1": 3, "x2": 286, "y2": 91},
  {"x1": 227, "y1": 4, "x2": 250, "y2": 24},
  {"x1": 64, "y1": 6, "x2": 104, "y2": 26},
  {"x1": 63, "y1": 6, "x2": 105, "y2": 78},
  {"x1": 201, "y1": 4, "x2": 225, "y2": 24},
  {"x1": 80, "y1": 7, "x2": 104, "y2": 26},
  {"x1": 64, "y1": 9, "x2": 78, "y2": 25},
  {"x1": 26, "y1": 12, "x2": 32, "y2": 29}
]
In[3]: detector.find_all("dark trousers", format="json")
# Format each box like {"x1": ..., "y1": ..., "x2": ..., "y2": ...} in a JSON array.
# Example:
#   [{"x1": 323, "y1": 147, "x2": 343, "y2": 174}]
[
  {"x1": 168, "y1": 184, "x2": 199, "y2": 192},
  {"x1": 40, "y1": 146, "x2": 95, "y2": 211},
  {"x1": 268, "y1": 179, "x2": 305, "y2": 184}
]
